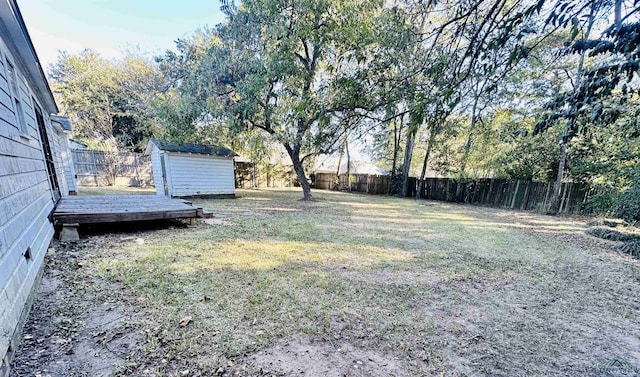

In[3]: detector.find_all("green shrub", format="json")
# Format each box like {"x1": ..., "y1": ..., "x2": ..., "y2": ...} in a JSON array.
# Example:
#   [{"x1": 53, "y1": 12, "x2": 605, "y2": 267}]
[
  {"x1": 585, "y1": 227, "x2": 640, "y2": 242},
  {"x1": 583, "y1": 191, "x2": 619, "y2": 217},
  {"x1": 584, "y1": 180, "x2": 640, "y2": 223},
  {"x1": 619, "y1": 241, "x2": 640, "y2": 258},
  {"x1": 616, "y1": 182, "x2": 640, "y2": 223}
]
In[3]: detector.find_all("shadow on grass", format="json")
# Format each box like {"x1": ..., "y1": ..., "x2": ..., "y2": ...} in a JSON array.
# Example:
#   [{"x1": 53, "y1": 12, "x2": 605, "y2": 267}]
[{"x1": 78, "y1": 219, "x2": 190, "y2": 237}]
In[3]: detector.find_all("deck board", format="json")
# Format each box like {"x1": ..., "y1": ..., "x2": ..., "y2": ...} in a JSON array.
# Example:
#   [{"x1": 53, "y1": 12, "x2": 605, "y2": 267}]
[{"x1": 53, "y1": 195, "x2": 202, "y2": 225}]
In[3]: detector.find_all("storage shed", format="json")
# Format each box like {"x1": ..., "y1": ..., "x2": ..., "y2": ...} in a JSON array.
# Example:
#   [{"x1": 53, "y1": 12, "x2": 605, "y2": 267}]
[{"x1": 146, "y1": 139, "x2": 237, "y2": 198}]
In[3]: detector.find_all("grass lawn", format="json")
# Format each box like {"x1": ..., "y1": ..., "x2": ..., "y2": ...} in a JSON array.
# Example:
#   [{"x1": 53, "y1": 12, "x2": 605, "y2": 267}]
[{"x1": 19, "y1": 188, "x2": 640, "y2": 376}]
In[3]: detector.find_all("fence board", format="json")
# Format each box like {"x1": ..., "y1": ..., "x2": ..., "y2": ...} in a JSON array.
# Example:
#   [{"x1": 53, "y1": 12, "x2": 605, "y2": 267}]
[
  {"x1": 314, "y1": 172, "x2": 390, "y2": 194},
  {"x1": 72, "y1": 150, "x2": 153, "y2": 187},
  {"x1": 314, "y1": 173, "x2": 594, "y2": 214},
  {"x1": 414, "y1": 178, "x2": 591, "y2": 214}
]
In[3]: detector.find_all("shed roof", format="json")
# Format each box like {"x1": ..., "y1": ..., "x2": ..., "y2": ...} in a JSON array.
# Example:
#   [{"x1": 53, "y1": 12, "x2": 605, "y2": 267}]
[
  {"x1": 148, "y1": 139, "x2": 237, "y2": 157},
  {"x1": 69, "y1": 139, "x2": 88, "y2": 150},
  {"x1": 50, "y1": 115, "x2": 72, "y2": 132}
]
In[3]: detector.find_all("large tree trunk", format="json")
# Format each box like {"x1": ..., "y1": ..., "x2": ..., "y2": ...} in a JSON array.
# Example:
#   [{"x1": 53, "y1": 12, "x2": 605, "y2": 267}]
[
  {"x1": 401, "y1": 131, "x2": 415, "y2": 197},
  {"x1": 345, "y1": 132, "x2": 351, "y2": 191},
  {"x1": 389, "y1": 114, "x2": 404, "y2": 195},
  {"x1": 389, "y1": 119, "x2": 400, "y2": 194},
  {"x1": 548, "y1": 142, "x2": 567, "y2": 214},
  {"x1": 460, "y1": 96, "x2": 479, "y2": 175},
  {"x1": 336, "y1": 136, "x2": 345, "y2": 190},
  {"x1": 547, "y1": 3, "x2": 595, "y2": 214},
  {"x1": 287, "y1": 146, "x2": 312, "y2": 200},
  {"x1": 614, "y1": 0, "x2": 622, "y2": 29},
  {"x1": 416, "y1": 125, "x2": 438, "y2": 199}
]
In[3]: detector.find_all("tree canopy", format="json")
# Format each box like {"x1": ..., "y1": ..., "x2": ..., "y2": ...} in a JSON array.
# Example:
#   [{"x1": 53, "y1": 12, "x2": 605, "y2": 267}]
[
  {"x1": 50, "y1": 0, "x2": 640, "y2": 217},
  {"x1": 157, "y1": 0, "x2": 386, "y2": 200},
  {"x1": 50, "y1": 49, "x2": 166, "y2": 152}
]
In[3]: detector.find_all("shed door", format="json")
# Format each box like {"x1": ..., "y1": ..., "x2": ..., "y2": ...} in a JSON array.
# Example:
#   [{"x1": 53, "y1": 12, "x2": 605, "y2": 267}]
[{"x1": 35, "y1": 104, "x2": 60, "y2": 201}]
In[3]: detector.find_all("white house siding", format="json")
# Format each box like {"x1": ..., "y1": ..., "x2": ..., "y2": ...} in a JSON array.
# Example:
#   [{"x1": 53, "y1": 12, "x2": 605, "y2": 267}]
[
  {"x1": 165, "y1": 153, "x2": 235, "y2": 196},
  {"x1": 60, "y1": 135, "x2": 77, "y2": 194},
  {"x1": 149, "y1": 145, "x2": 165, "y2": 196},
  {"x1": 0, "y1": 36, "x2": 59, "y2": 364},
  {"x1": 49, "y1": 126, "x2": 67, "y2": 196},
  {"x1": 49, "y1": 124, "x2": 78, "y2": 196}
]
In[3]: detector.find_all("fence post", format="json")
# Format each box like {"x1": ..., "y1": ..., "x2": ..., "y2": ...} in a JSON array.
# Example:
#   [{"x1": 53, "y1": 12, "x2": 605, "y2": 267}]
[
  {"x1": 510, "y1": 180, "x2": 520, "y2": 209},
  {"x1": 502, "y1": 181, "x2": 510, "y2": 207},
  {"x1": 521, "y1": 181, "x2": 531, "y2": 210},
  {"x1": 559, "y1": 183, "x2": 567, "y2": 213},
  {"x1": 543, "y1": 182, "x2": 552, "y2": 212},
  {"x1": 92, "y1": 150, "x2": 99, "y2": 186},
  {"x1": 485, "y1": 179, "x2": 493, "y2": 204},
  {"x1": 563, "y1": 183, "x2": 574, "y2": 213},
  {"x1": 133, "y1": 153, "x2": 140, "y2": 186}
]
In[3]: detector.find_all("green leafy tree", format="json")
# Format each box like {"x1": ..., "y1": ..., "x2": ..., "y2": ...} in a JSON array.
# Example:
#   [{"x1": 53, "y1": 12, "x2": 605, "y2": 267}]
[
  {"x1": 371, "y1": 0, "x2": 548, "y2": 196},
  {"x1": 537, "y1": 0, "x2": 640, "y2": 213},
  {"x1": 159, "y1": 0, "x2": 383, "y2": 200},
  {"x1": 50, "y1": 49, "x2": 166, "y2": 151}
]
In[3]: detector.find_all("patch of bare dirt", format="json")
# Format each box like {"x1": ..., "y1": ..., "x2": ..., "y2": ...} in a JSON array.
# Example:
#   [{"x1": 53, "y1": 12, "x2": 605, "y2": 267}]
[
  {"x1": 420, "y1": 263, "x2": 640, "y2": 376},
  {"x1": 72, "y1": 303, "x2": 141, "y2": 375},
  {"x1": 226, "y1": 336, "x2": 408, "y2": 377},
  {"x1": 9, "y1": 246, "x2": 143, "y2": 377}
]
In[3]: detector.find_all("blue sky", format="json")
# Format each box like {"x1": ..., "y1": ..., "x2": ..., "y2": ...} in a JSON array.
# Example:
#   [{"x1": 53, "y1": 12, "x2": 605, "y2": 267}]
[{"x1": 18, "y1": 0, "x2": 226, "y2": 73}]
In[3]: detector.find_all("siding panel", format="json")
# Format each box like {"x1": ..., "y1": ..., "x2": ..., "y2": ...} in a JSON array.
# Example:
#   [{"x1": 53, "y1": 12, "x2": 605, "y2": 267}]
[
  {"x1": 0, "y1": 169, "x2": 47, "y2": 201},
  {"x1": 49, "y1": 126, "x2": 67, "y2": 195},
  {"x1": 150, "y1": 146, "x2": 165, "y2": 196},
  {"x1": 0, "y1": 155, "x2": 44, "y2": 177},
  {"x1": 0, "y1": 179, "x2": 49, "y2": 226},
  {"x1": 0, "y1": 35, "x2": 59, "y2": 363},
  {"x1": 0, "y1": 75, "x2": 9, "y2": 95},
  {"x1": 0, "y1": 135, "x2": 44, "y2": 160},
  {"x1": 60, "y1": 136, "x2": 77, "y2": 193},
  {"x1": 165, "y1": 153, "x2": 235, "y2": 196}
]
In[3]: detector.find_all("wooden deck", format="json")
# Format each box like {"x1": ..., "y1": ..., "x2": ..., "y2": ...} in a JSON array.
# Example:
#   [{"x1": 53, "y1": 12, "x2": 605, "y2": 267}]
[{"x1": 52, "y1": 195, "x2": 204, "y2": 225}]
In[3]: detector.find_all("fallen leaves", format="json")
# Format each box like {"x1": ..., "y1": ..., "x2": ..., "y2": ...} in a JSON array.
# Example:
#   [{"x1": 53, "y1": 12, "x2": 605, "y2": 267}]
[{"x1": 178, "y1": 316, "x2": 193, "y2": 327}]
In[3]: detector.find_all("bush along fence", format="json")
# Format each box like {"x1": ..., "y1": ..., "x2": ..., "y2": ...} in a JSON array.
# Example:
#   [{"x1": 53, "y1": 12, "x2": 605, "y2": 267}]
[
  {"x1": 72, "y1": 150, "x2": 154, "y2": 187},
  {"x1": 315, "y1": 173, "x2": 598, "y2": 214}
]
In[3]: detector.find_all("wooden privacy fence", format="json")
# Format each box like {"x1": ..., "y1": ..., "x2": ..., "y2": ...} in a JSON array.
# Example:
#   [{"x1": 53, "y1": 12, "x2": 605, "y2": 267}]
[
  {"x1": 314, "y1": 172, "x2": 596, "y2": 214},
  {"x1": 314, "y1": 172, "x2": 390, "y2": 194},
  {"x1": 417, "y1": 178, "x2": 592, "y2": 214},
  {"x1": 72, "y1": 150, "x2": 154, "y2": 187}
]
